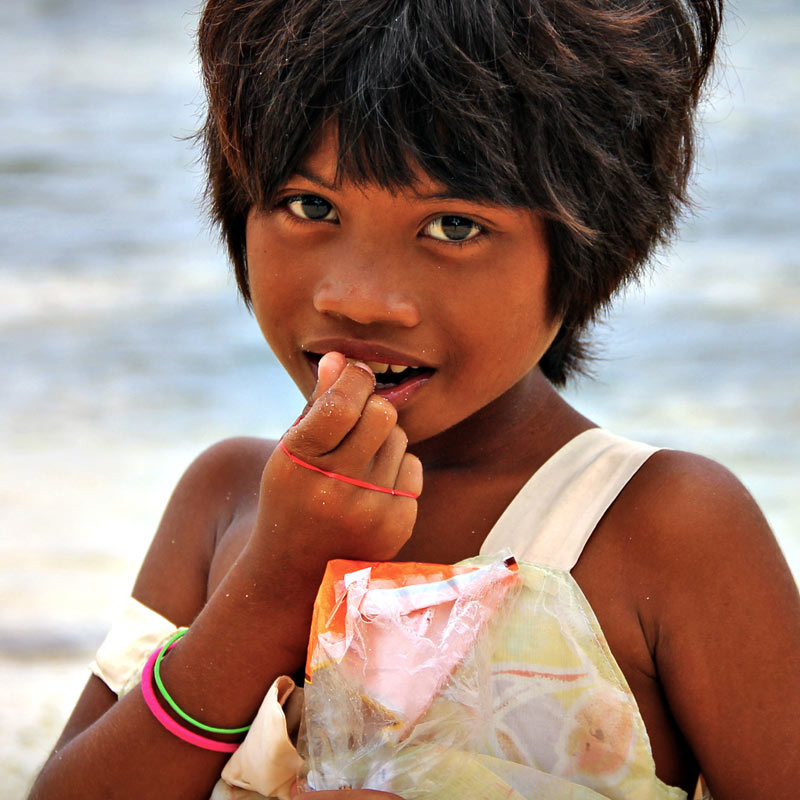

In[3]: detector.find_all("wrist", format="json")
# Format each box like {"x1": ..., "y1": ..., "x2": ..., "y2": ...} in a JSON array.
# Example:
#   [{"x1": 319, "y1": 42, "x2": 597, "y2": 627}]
[{"x1": 153, "y1": 563, "x2": 316, "y2": 729}]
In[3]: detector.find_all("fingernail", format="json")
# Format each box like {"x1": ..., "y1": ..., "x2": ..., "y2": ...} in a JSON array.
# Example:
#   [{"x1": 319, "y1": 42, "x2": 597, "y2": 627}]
[
  {"x1": 349, "y1": 360, "x2": 375, "y2": 377},
  {"x1": 318, "y1": 351, "x2": 342, "y2": 369}
]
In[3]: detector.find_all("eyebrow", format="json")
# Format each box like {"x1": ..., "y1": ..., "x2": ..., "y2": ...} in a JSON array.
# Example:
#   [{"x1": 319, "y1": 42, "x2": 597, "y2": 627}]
[
  {"x1": 291, "y1": 167, "x2": 338, "y2": 192},
  {"x1": 290, "y1": 166, "x2": 496, "y2": 207}
]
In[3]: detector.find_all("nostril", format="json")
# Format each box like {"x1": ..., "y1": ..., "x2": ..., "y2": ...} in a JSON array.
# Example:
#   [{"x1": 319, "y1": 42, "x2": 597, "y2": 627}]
[{"x1": 313, "y1": 281, "x2": 420, "y2": 327}]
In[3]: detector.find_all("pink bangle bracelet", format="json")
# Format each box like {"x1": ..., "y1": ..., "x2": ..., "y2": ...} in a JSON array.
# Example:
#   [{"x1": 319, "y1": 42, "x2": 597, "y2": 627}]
[
  {"x1": 278, "y1": 440, "x2": 419, "y2": 499},
  {"x1": 140, "y1": 643, "x2": 240, "y2": 754}
]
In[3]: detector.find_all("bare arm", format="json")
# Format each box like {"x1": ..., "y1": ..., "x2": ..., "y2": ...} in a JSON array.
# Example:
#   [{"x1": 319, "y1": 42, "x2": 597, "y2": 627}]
[
  {"x1": 635, "y1": 452, "x2": 800, "y2": 800},
  {"x1": 28, "y1": 354, "x2": 421, "y2": 800}
]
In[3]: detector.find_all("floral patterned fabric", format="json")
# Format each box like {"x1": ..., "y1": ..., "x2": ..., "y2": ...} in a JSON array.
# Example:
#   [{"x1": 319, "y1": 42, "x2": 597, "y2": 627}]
[{"x1": 466, "y1": 555, "x2": 685, "y2": 800}]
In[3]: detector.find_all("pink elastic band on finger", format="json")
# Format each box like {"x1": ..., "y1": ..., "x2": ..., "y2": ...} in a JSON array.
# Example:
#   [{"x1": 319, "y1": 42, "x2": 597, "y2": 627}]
[
  {"x1": 140, "y1": 643, "x2": 240, "y2": 753},
  {"x1": 278, "y1": 440, "x2": 419, "y2": 499}
]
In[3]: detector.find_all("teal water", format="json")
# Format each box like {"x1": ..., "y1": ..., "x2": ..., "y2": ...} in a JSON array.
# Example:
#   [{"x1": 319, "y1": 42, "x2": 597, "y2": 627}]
[{"x1": 1, "y1": 1, "x2": 798, "y2": 796}]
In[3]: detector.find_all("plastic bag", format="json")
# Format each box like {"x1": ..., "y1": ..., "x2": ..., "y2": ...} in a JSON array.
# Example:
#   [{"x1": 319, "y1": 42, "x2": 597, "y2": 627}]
[{"x1": 298, "y1": 551, "x2": 521, "y2": 798}]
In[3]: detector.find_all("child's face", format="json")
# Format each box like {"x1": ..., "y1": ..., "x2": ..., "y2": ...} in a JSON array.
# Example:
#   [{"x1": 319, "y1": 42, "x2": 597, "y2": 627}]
[{"x1": 246, "y1": 132, "x2": 561, "y2": 445}]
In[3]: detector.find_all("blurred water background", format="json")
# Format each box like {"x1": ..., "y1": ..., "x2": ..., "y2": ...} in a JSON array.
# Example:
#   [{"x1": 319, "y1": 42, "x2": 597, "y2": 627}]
[{"x1": 1, "y1": 0, "x2": 798, "y2": 795}]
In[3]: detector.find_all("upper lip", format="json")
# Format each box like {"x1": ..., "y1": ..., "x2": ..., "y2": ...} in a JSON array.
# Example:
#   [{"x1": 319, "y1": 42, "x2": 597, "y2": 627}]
[{"x1": 302, "y1": 338, "x2": 433, "y2": 368}]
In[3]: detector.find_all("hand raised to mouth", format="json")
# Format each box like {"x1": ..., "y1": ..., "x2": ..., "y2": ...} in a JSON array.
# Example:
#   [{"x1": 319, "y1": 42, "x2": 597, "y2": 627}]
[
  {"x1": 252, "y1": 351, "x2": 423, "y2": 585},
  {"x1": 279, "y1": 355, "x2": 419, "y2": 498},
  {"x1": 303, "y1": 348, "x2": 434, "y2": 406}
]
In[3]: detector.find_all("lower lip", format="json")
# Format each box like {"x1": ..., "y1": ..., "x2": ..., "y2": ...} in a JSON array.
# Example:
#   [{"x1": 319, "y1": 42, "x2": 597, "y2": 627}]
[
  {"x1": 374, "y1": 373, "x2": 431, "y2": 408},
  {"x1": 307, "y1": 357, "x2": 431, "y2": 409}
]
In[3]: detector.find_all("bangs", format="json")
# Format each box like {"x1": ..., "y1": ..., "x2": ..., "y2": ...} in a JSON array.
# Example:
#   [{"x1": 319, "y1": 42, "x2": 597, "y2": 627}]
[{"x1": 206, "y1": 0, "x2": 543, "y2": 210}]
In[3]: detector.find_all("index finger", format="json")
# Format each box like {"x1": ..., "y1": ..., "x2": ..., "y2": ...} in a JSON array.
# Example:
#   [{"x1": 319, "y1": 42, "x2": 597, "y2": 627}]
[{"x1": 285, "y1": 359, "x2": 377, "y2": 458}]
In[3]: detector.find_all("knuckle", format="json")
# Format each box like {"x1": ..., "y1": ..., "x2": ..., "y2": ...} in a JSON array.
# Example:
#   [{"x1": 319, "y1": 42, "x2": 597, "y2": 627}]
[
  {"x1": 280, "y1": 427, "x2": 315, "y2": 459},
  {"x1": 319, "y1": 385, "x2": 362, "y2": 420},
  {"x1": 358, "y1": 491, "x2": 384, "y2": 518},
  {"x1": 283, "y1": 420, "x2": 337, "y2": 458},
  {"x1": 386, "y1": 425, "x2": 408, "y2": 451},
  {"x1": 403, "y1": 451, "x2": 422, "y2": 472},
  {"x1": 288, "y1": 391, "x2": 363, "y2": 457},
  {"x1": 363, "y1": 395, "x2": 398, "y2": 426},
  {"x1": 399, "y1": 453, "x2": 424, "y2": 492}
]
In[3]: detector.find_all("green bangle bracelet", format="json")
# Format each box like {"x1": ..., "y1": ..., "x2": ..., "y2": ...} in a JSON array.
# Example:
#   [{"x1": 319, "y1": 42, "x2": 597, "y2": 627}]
[{"x1": 152, "y1": 629, "x2": 252, "y2": 736}]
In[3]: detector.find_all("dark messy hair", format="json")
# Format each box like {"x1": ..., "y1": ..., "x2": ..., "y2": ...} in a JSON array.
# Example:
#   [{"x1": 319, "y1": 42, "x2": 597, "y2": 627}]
[{"x1": 197, "y1": 0, "x2": 722, "y2": 385}]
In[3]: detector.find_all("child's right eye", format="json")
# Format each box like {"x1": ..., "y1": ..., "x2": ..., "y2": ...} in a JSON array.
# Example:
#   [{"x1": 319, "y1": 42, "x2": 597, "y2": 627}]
[{"x1": 282, "y1": 194, "x2": 339, "y2": 223}]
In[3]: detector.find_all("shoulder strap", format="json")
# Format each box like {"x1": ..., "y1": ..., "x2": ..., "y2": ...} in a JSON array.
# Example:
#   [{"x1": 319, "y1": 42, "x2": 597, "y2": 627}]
[{"x1": 479, "y1": 428, "x2": 660, "y2": 570}]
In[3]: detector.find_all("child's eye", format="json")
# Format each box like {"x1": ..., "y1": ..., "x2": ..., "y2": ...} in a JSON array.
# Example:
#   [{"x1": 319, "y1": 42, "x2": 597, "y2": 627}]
[
  {"x1": 423, "y1": 215, "x2": 483, "y2": 243},
  {"x1": 283, "y1": 194, "x2": 339, "y2": 222}
]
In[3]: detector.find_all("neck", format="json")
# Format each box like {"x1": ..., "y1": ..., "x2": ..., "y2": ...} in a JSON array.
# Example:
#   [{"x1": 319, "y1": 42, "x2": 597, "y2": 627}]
[{"x1": 409, "y1": 367, "x2": 592, "y2": 476}]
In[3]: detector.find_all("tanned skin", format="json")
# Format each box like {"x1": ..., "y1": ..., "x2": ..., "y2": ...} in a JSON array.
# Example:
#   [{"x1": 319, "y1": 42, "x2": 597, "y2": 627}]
[{"x1": 29, "y1": 136, "x2": 800, "y2": 800}]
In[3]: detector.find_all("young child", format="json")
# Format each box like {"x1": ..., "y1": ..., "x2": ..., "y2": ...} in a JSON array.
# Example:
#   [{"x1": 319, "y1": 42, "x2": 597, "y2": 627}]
[{"x1": 28, "y1": 0, "x2": 800, "y2": 798}]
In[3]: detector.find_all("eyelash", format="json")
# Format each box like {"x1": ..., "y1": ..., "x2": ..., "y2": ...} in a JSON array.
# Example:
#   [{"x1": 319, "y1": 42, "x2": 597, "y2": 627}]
[
  {"x1": 424, "y1": 216, "x2": 485, "y2": 247},
  {"x1": 277, "y1": 194, "x2": 339, "y2": 225},
  {"x1": 275, "y1": 193, "x2": 488, "y2": 247}
]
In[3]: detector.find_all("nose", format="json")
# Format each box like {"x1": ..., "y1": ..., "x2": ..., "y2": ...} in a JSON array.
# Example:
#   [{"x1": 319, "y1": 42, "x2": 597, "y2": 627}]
[{"x1": 313, "y1": 264, "x2": 421, "y2": 328}]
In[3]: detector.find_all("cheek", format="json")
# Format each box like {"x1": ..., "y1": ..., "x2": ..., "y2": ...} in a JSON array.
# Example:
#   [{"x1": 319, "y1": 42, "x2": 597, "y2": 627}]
[
  {"x1": 247, "y1": 223, "x2": 299, "y2": 315},
  {"x1": 246, "y1": 244, "x2": 304, "y2": 364},
  {"x1": 454, "y1": 291, "x2": 559, "y2": 403},
  {"x1": 249, "y1": 268, "x2": 283, "y2": 338},
  {"x1": 462, "y1": 271, "x2": 556, "y2": 357}
]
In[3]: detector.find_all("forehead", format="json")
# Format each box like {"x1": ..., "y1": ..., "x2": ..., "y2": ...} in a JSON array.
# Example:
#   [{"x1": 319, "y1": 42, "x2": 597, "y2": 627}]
[{"x1": 295, "y1": 126, "x2": 494, "y2": 204}]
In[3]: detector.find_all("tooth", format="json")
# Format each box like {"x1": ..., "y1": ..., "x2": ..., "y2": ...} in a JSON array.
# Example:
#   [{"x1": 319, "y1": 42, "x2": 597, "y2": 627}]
[
  {"x1": 366, "y1": 361, "x2": 389, "y2": 374},
  {"x1": 390, "y1": 364, "x2": 409, "y2": 373}
]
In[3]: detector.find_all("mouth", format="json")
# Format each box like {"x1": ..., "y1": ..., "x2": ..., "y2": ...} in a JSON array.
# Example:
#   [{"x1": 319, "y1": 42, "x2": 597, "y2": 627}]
[{"x1": 304, "y1": 351, "x2": 435, "y2": 401}]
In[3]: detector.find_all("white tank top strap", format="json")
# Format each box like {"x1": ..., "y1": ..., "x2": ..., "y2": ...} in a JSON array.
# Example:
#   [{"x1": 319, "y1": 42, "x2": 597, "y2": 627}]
[{"x1": 479, "y1": 427, "x2": 660, "y2": 571}]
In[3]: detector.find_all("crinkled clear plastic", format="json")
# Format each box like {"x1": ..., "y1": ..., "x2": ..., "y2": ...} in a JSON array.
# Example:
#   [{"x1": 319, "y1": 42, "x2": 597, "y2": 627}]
[{"x1": 298, "y1": 551, "x2": 521, "y2": 798}]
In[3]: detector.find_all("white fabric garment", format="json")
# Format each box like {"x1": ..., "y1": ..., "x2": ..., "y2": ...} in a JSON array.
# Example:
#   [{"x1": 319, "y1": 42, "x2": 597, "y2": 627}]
[
  {"x1": 90, "y1": 598, "x2": 179, "y2": 697},
  {"x1": 480, "y1": 427, "x2": 658, "y2": 568}
]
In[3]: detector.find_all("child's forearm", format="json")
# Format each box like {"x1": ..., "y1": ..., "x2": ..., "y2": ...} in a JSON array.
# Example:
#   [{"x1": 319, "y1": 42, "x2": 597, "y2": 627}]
[
  {"x1": 28, "y1": 685, "x2": 232, "y2": 799},
  {"x1": 28, "y1": 557, "x2": 320, "y2": 799}
]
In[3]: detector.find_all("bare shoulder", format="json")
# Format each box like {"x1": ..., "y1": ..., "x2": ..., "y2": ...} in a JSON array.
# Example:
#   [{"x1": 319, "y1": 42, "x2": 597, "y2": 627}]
[
  {"x1": 614, "y1": 448, "x2": 800, "y2": 797},
  {"x1": 131, "y1": 436, "x2": 278, "y2": 625},
  {"x1": 613, "y1": 447, "x2": 798, "y2": 658},
  {"x1": 618, "y1": 448, "x2": 792, "y2": 586}
]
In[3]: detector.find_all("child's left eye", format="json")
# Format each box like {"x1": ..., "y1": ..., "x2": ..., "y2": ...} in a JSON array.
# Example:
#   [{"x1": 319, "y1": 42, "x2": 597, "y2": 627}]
[
  {"x1": 423, "y1": 215, "x2": 483, "y2": 243},
  {"x1": 283, "y1": 194, "x2": 339, "y2": 222}
]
